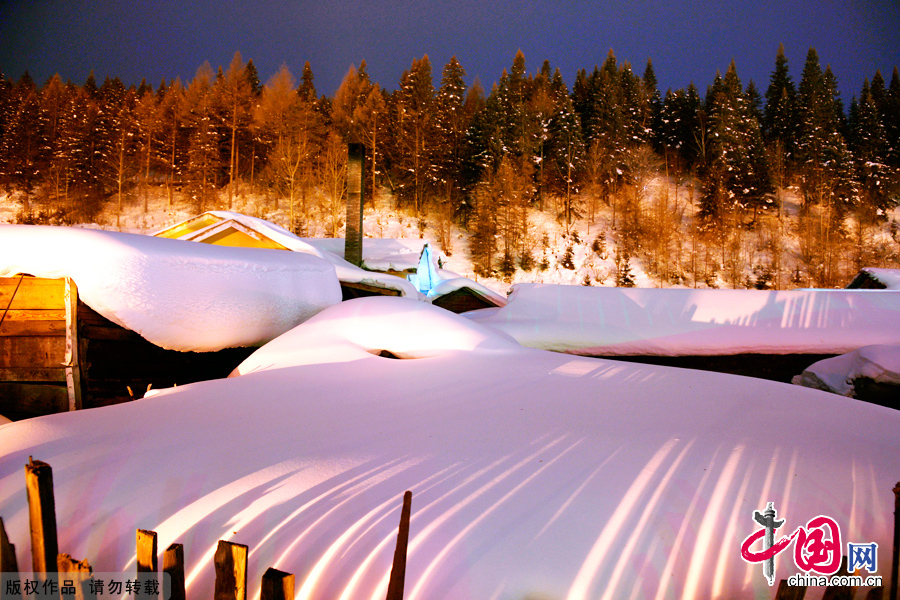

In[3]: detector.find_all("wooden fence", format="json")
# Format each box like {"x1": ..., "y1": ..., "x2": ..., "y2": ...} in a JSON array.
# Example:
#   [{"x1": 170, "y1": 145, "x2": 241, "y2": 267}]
[
  {"x1": 0, "y1": 458, "x2": 897, "y2": 599},
  {"x1": 1, "y1": 458, "x2": 412, "y2": 600}
]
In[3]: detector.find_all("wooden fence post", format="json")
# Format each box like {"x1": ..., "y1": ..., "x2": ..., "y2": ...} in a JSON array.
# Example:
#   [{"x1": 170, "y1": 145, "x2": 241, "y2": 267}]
[
  {"x1": 136, "y1": 529, "x2": 158, "y2": 573},
  {"x1": 1, "y1": 517, "x2": 19, "y2": 600},
  {"x1": 214, "y1": 541, "x2": 248, "y2": 600},
  {"x1": 891, "y1": 482, "x2": 900, "y2": 600},
  {"x1": 774, "y1": 579, "x2": 805, "y2": 599},
  {"x1": 821, "y1": 556, "x2": 851, "y2": 600},
  {"x1": 385, "y1": 491, "x2": 412, "y2": 600},
  {"x1": 163, "y1": 543, "x2": 185, "y2": 600},
  {"x1": 260, "y1": 568, "x2": 293, "y2": 600},
  {"x1": 0, "y1": 517, "x2": 18, "y2": 574},
  {"x1": 25, "y1": 457, "x2": 57, "y2": 582},
  {"x1": 57, "y1": 554, "x2": 92, "y2": 600}
]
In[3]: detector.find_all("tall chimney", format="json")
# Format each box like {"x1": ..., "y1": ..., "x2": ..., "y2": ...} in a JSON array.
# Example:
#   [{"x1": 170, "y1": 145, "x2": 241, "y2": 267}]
[{"x1": 345, "y1": 143, "x2": 365, "y2": 267}]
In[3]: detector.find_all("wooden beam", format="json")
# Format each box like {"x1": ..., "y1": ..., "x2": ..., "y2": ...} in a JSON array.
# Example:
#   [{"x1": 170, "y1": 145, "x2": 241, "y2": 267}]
[
  {"x1": 0, "y1": 313, "x2": 67, "y2": 336},
  {"x1": 57, "y1": 554, "x2": 92, "y2": 600},
  {"x1": 0, "y1": 367, "x2": 67, "y2": 383},
  {"x1": 64, "y1": 278, "x2": 82, "y2": 411},
  {"x1": 260, "y1": 568, "x2": 293, "y2": 600},
  {"x1": 25, "y1": 457, "x2": 58, "y2": 582},
  {"x1": 136, "y1": 529, "x2": 158, "y2": 573},
  {"x1": 163, "y1": 543, "x2": 185, "y2": 600},
  {"x1": 385, "y1": 491, "x2": 412, "y2": 600},
  {"x1": 0, "y1": 278, "x2": 65, "y2": 310},
  {"x1": 214, "y1": 541, "x2": 248, "y2": 600},
  {"x1": 0, "y1": 337, "x2": 66, "y2": 368}
]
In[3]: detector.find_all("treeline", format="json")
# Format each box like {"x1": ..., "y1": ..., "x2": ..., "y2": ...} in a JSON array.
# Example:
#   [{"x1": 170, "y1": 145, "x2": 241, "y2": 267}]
[{"x1": 1, "y1": 47, "x2": 898, "y2": 286}]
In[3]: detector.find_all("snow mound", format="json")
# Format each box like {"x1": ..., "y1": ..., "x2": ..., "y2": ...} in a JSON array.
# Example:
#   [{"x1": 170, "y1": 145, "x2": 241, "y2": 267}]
[
  {"x1": 0, "y1": 297, "x2": 897, "y2": 600},
  {"x1": 467, "y1": 283, "x2": 900, "y2": 356},
  {"x1": 793, "y1": 344, "x2": 900, "y2": 396},
  {"x1": 0, "y1": 225, "x2": 342, "y2": 351},
  {"x1": 232, "y1": 296, "x2": 519, "y2": 374}
]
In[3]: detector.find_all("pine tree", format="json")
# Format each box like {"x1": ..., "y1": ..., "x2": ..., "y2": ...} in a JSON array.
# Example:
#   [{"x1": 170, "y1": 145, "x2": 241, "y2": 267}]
[
  {"x1": 763, "y1": 44, "x2": 796, "y2": 152},
  {"x1": 389, "y1": 55, "x2": 434, "y2": 216},
  {"x1": 546, "y1": 69, "x2": 584, "y2": 232},
  {"x1": 255, "y1": 64, "x2": 323, "y2": 235},
  {"x1": 849, "y1": 77, "x2": 896, "y2": 219},
  {"x1": 183, "y1": 62, "x2": 221, "y2": 213},
  {"x1": 217, "y1": 52, "x2": 254, "y2": 208},
  {"x1": 700, "y1": 61, "x2": 772, "y2": 228},
  {"x1": 884, "y1": 68, "x2": 900, "y2": 169},
  {"x1": 795, "y1": 49, "x2": 855, "y2": 285},
  {"x1": 430, "y1": 56, "x2": 469, "y2": 251},
  {"x1": 796, "y1": 49, "x2": 854, "y2": 211},
  {"x1": 1, "y1": 76, "x2": 47, "y2": 201},
  {"x1": 642, "y1": 59, "x2": 662, "y2": 149}
]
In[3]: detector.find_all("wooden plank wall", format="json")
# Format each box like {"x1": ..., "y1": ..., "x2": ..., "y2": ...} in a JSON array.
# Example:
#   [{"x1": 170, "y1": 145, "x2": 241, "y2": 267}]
[
  {"x1": 1, "y1": 276, "x2": 255, "y2": 421},
  {"x1": 0, "y1": 277, "x2": 70, "y2": 419}
]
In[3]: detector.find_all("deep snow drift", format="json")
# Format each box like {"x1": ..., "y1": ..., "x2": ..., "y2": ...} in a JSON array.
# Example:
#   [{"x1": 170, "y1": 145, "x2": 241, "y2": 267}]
[
  {"x1": 0, "y1": 225, "x2": 342, "y2": 351},
  {"x1": 0, "y1": 298, "x2": 896, "y2": 599},
  {"x1": 466, "y1": 283, "x2": 900, "y2": 356}
]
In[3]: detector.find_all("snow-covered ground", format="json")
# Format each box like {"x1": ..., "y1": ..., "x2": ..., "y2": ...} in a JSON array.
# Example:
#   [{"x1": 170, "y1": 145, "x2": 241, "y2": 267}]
[{"x1": 0, "y1": 298, "x2": 896, "y2": 600}]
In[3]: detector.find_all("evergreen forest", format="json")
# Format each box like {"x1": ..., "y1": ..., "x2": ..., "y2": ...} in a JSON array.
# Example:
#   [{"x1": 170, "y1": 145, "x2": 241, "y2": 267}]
[{"x1": 1, "y1": 47, "x2": 899, "y2": 289}]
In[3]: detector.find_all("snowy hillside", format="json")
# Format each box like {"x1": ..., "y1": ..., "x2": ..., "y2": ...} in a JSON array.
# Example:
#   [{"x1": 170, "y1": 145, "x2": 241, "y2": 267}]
[
  {"x1": 3, "y1": 175, "x2": 900, "y2": 299},
  {"x1": 0, "y1": 298, "x2": 896, "y2": 599}
]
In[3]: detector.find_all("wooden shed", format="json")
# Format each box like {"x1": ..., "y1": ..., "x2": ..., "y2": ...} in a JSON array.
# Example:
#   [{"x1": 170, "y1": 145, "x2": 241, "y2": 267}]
[{"x1": 0, "y1": 275, "x2": 253, "y2": 421}]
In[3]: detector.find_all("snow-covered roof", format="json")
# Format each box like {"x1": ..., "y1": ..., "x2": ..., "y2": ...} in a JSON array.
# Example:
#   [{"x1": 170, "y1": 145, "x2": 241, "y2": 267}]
[
  {"x1": 851, "y1": 267, "x2": 900, "y2": 290},
  {"x1": 466, "y1": 283, "x2": 900, "y2": 356},
  {"x1": 426, "y1": 277, "x2": 507, "y2": 307},
  {"x1": 0, "y1": 225, "x2": 342, "y2": 351},
  {"x1": 793, "y1": 344, "x2": 900, "y2": 396},
  {"x1": 0, "y1": 297, "x2": 895, "y2": 599},
  {"x1": 156, "y1": 211, "x2": 421, "y2": 298}
]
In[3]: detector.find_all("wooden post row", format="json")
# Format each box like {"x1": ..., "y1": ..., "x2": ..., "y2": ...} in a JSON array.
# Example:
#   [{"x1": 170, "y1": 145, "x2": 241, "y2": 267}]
[
  {"x1": 24, "y1": 457, "x2": 58, "y2": 583},
  {"x1": 214, "y1": 541, "x2": 248, "y2": 600}
]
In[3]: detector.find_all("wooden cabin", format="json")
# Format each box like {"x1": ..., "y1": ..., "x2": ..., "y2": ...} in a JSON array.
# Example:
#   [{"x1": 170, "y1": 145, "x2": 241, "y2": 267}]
[{"x1": 0, "y1": 276, "x2": 254, "y2": 421}]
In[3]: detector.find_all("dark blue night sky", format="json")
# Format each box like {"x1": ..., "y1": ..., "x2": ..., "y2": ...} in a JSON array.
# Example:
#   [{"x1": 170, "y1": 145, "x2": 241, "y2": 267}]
[{"x1": 1, "y1": 0, "x2": 897, "y2": 100}]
